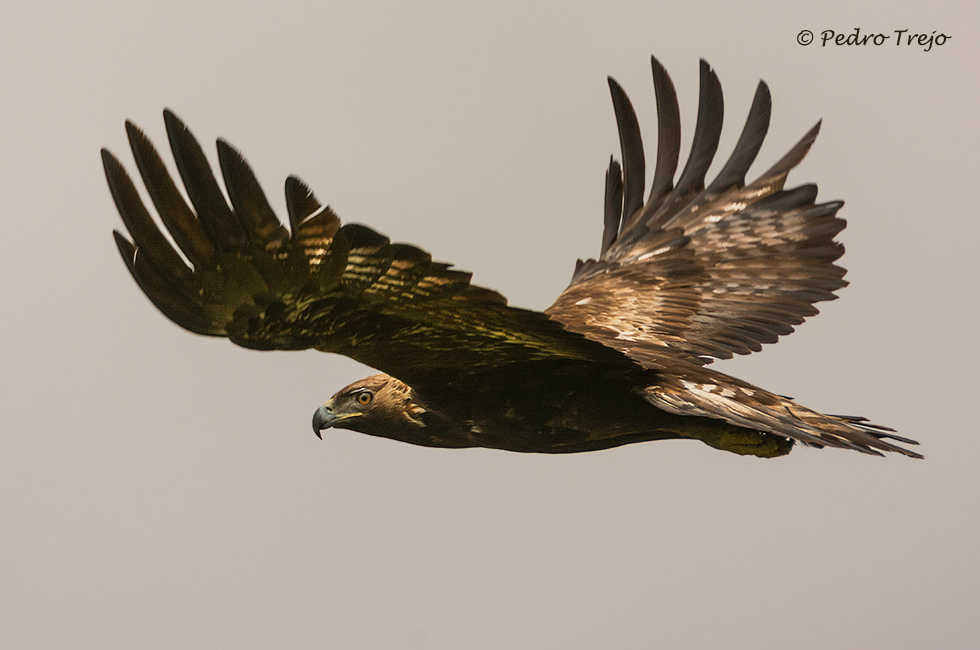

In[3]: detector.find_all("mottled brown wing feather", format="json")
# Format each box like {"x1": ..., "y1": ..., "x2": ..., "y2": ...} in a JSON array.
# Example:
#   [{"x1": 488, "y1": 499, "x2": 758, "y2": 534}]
[
  {"x1": 547, "y1": 56, "x2": 847, "y2": 367},
  {"x1": 106, "y1": 110, "x2": 635, "y2": 392}
]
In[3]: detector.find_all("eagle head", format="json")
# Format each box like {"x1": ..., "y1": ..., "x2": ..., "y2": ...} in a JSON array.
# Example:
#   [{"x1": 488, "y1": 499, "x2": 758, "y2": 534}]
[{"x1": 312, "y1": 373, "x2": 427, "y2": 440}]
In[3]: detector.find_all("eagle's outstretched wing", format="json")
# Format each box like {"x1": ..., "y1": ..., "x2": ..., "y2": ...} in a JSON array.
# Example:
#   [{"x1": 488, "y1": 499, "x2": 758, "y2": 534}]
[
  {"x1": 105, "y1": 111, "x2": 634, "y2": 392},
  {"x1": 547, "y1": 57, "x2": 847, "y2": 368}
]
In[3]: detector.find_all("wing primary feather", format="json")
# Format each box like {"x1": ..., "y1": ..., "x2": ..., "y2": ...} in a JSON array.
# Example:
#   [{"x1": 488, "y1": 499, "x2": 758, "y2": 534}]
[
  {"x1": 163, "y1": 109, "x2": 247, "y2": 252},
  {"x1": 601, "y1": 157, "x2": 624, "y2": 254},
  {"x1": 215, "y1": 139, "x2": 290, "y2": 251},
  {"x1": 284, "y1": 175, "x2": 322, "y2": 231},
  {"x1": 113, "y1": 231, "x2": 217, "y2": 336},
  {"x1": 749, "y1": 121, "x2": 821, "y2": 192},
  {"x1": 705, "y1": 80, "x2": 771, "y2": 195},
  {"x1": 125, "y1": 120, "x2": 215, "y2": 269},
  {"x1": 670, "y1": 60, "x2": 724, "y2": 203},
  {"x1": 607, "y1": 77, "x2": 645, "y2": 234},
  {"x1": 644, "y1": 55, "x2": 682, "y2": 216},
  {"x1": 101, "y1": 148, "x2": 192, "y2": 281}
]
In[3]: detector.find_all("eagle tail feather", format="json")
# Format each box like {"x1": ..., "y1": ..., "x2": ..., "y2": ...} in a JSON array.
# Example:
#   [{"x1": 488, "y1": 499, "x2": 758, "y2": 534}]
[{"x1": 641, "y1": 366, "x2": 922, "y2": 458}]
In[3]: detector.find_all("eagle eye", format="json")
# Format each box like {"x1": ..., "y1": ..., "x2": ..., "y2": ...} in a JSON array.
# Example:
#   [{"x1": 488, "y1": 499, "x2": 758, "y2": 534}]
[{"x1": 356, "y1": 391, "x2": 373, "y2": 406}]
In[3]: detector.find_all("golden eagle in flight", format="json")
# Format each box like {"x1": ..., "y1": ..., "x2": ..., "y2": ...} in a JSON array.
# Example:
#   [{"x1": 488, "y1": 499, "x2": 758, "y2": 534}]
[{"x1": 104, "y1": 56, "x2": 920, "y2": 459}]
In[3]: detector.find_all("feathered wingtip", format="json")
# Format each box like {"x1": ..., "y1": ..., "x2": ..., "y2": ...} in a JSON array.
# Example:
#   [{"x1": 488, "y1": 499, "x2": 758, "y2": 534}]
[
  {"x1": 104, "y1": 110, "x2": 346, "y2": 335},
  {"x1": 601, "y1": 56, "x2": 812, "y2": 248},
  {"x1": 106, "y1": 110, "x2": 523, "y2": 342}
]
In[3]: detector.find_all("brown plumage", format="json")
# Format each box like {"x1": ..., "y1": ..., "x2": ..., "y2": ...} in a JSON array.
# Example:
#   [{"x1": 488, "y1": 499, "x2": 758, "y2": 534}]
[{"x1": 105, "y1": 56, "x2": 921, "y2": 458}]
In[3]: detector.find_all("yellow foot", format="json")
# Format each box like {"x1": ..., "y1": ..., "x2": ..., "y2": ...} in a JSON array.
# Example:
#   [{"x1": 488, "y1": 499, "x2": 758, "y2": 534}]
[{"x1": 698, "y1": 427, "x2": 794, "y2": 458}]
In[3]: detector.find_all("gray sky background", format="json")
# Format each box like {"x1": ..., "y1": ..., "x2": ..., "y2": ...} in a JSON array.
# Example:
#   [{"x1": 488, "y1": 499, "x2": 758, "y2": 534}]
[{"x1": 3, "y1": 1, "x2": 978, "y2": 648}]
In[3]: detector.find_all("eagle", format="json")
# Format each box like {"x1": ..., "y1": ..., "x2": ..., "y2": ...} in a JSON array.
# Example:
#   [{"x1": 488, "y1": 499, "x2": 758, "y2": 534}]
[{"x1": 104, "y1": 56, "x2": 921, "y2": 459}]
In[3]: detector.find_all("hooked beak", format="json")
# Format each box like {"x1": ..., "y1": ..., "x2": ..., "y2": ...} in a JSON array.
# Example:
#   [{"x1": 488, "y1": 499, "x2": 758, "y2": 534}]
[
  {"x1": 312, "y1": 400, "x2": 363, "y2": 439},
  {"x1": 312, "y1": 402, "x2": 337, "y2": 439}
]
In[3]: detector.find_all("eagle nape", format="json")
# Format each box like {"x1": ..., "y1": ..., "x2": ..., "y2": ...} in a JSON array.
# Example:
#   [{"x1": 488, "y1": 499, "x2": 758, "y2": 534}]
[{"x1": 106, "y1": 55, "x2": 921, "y2": 459}]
